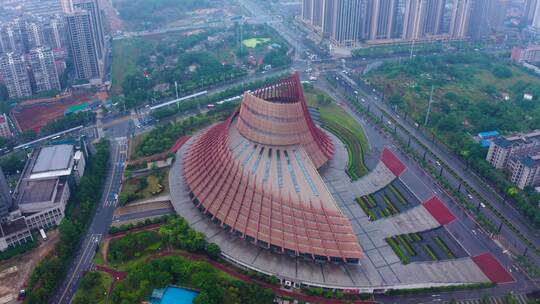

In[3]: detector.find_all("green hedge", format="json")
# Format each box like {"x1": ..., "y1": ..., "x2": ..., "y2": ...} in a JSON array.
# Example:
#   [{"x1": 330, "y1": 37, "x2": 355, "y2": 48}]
[
  {"x1": 108, "y1": 215, "x2": 169, "y2": 234},
  {"x1": 385, "y1": 282, "x2": 495, "y2": 295},
  {"x1": 383, "y1": 195, "x2": 399, "y2": 214},
  {"x1": 423, "y1": 244, "x2": 439, "y2": 261},
  {"x1": 389, "y1": 184, "x2": 408, "y2": 205},
  {"x1": 323, "y1": 121, "x2": 368, "y2": 179},
  {"x1": 396, "y1": 235, "x2": 416, "y2": 256},
  {"x1": 434, "y1": 236, "x2": 455, "y2": 259},
  {"x1": 326, "y1": 77, "x2": 540, "y2": 263},
  {"x1": 386, "y1": 237, "x2": 409, "y2": 264}
]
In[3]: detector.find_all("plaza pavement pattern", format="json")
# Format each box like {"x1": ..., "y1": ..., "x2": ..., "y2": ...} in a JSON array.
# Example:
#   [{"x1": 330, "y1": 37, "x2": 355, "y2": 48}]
[{"x1": 169, "y1": 132, "x2": 499, "y2": 291}]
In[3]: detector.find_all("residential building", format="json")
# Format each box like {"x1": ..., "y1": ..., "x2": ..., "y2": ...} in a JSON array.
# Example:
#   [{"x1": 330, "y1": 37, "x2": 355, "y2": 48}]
[
  {"x1": 29, "y1": 47, "x2": 61, "y2": 93},
  {"x1": 44, "y1": 15, "x2": 67, "y2": 50},
  {"x1": 300, "y1": 0, "x2": 473, "y2": 48},
  {"x1": 524, "y1": 0, "x2": 538, "y2": 24},
  {"x1": 73, "y1": 0, "x2": 105, "y2": 60},
  {"x1": 508, "y1": 155, "x2": 540, "y2": 190},
  {"x1": 486, "y1": 131, "x2": 540, "y2": 189},
  {"x1": 327, "y1": 0, "x2": 367, "y2": 47},
  {"x1": 533, "y1": 0, "x2": 540, "y2": 29},
  {"x1": 511, "y1": 45, "x2": 540, "y2": 63},
  {"x1": 0, "y1": 114, "x2": 12, "y2": 138},
  {"x1": 66, "y1": 10, "x2": 101, "y2": 80},
  {"x1": 61, "y1": 0, "x2": 74, "y2": 14},
  {"x1": 19, "y1": 0, "x2": 63, "y2": 18},
  {"x1": 0, "y1": 19, "x2": 26, "y2": 54},
  {"x1": 0, "y1": 52, "x2": 32, "y2": 98},
  {"x1": 25, "y1": 19, "x2": 46, "y2": 50}
]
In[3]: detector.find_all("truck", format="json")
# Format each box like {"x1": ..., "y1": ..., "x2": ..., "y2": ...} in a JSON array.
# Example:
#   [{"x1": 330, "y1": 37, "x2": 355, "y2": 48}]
[{"x1": 39, "y1": 229, "x2": 47, "y2": 241}]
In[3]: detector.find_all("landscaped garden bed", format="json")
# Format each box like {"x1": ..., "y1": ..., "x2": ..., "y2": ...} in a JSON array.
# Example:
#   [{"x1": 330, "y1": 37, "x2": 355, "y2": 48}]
[
  {"x1": 386, "y1": 227, "x2": 467, "y2": 264},
  {"x1": 356, "y1": 180, "x2": 417, "y2": 220}
]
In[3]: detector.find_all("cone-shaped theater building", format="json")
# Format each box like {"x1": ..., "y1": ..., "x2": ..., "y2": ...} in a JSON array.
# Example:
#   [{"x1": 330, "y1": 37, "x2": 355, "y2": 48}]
[{"x1": 183, "y1": 73, "x2": 363, "y2": 263}]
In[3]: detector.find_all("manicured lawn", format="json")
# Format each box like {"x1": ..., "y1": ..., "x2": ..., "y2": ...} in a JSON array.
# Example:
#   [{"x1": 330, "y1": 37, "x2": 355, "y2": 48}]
[
  {"x1": 119, "y1": 168, "x2": 170, "y2": 205},
  {"x1": 305, "y1": 87, "x2": 370, "y2": 180},
  {"x1": 242, "y1": 37, "x2": 270, "y2": 48}
]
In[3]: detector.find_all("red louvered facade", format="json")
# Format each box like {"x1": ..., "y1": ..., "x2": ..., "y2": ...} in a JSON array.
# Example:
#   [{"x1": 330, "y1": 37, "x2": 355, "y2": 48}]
[{"x1": 183, "y1": 73, "x2": 363, "y2": 263}]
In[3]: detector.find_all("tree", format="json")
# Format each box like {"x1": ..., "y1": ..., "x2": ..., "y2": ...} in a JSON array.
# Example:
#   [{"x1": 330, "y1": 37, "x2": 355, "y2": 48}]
[
  {"x1": 206, "y1": 243, "x2": 221, "y2": 259},
  {"x1": 316, "y1": 94, "x2": 331, "y2": 105},
  {"x1": 0, "y1": 153, "x2": 27, "y2": 175},
  {"x1": 22, "y1": 129, "x2": 37, "y2": 141},
  {"x1": 389, "y1": 94, "x2": 404, "y2": 107},
  {"x1": 492, "y1": 65, "x2": 513, "y2": 79}
]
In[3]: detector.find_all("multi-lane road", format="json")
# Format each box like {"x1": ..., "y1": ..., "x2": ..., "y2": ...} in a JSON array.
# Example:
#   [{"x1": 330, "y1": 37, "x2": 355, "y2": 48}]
[
  {"x1": 329, "y1": 71, "x2": 540, "y2": 269},
  {"x1": 50, "y1": 1, "x2": 538, "y2": 303},
  {"x1": 54, "y1": 136, "x2": 128, "y2": 304},
  {"x1": 314, "y1": 78, "x2": 536, "y2": 303}
]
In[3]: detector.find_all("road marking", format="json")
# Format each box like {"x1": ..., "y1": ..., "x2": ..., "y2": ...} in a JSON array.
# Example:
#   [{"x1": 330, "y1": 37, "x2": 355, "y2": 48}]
[{"x1": 58, "y1": 234, "x2": 101, "y2": 303}]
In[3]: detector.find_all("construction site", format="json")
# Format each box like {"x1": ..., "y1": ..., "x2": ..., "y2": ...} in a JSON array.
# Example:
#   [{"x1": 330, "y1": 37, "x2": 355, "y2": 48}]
[{"x1": 10, "y1": 91, "x2": 109, "y2": 133}]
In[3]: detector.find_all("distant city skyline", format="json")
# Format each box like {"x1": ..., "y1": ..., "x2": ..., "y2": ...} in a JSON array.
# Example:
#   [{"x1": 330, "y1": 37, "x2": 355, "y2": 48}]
[{"x1": 300, "y1": 0, "x2": 522, "y2": 47}]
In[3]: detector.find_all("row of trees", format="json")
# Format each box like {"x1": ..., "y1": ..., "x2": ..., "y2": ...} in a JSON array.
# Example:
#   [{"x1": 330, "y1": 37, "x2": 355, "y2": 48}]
[
  {"x1": 40, "y1": 111, "x2": 96, "y2": 136},
  {"x1": 135, "y1": 114, "x2": 212, "y2": 157},
  {"x1": 110, "y1": 255, "x2": 273, "y2": 304},
  {"x1": 24, "y1": 140, "x2": 110, "y2": 303},
  {"x1": 368, "y1": 53, "x2": 540, "y2": 229}
]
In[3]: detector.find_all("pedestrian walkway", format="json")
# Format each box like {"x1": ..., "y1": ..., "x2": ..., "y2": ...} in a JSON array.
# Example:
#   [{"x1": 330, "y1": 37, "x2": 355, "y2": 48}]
[{"x1": 450, "y1": 293, "x2": 529, "y2": 304}]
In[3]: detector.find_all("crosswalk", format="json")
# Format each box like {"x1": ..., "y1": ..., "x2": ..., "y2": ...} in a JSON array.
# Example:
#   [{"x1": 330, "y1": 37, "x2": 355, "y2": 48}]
[{"x1": 448, "y1": 294, "x2": 529, "y2": 304}]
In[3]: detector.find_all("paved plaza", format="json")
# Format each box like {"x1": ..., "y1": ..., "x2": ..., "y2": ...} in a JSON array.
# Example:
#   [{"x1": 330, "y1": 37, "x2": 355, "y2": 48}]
[{"x1": 169, "y1": 132, "x2": 490, "y2": 291}]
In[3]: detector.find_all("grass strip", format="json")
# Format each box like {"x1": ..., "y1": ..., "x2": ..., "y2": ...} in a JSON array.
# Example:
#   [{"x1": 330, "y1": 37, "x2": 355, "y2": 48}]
[
  {"x1": 396, "y1": 234, "x2": 417, "y2": 256},
  {"x1": 323, "y1": 122, "x2": 369, "y2": 179},
  {"x1": 365, "y1": 195, "x2": 378, "y2": 208},
  {"x1": 389, "y1": 184, "x2": 408, "y2": 205},
  {"x1": 383, "y1": 195, "x2": 400, "y2": 214},
  {"x1": 386, "y1": 237, "x2": 409, "y2": 264},
  {"x1": 434, "y1": 236, "x2": 455, "y2": 259},
  {"x1": 423, "y1": 244, "x2": 439, "y2": 261},
  {"x1": 411, "y1": 232, "x2": 423, "y2": 241},
  {"x1": 404, "y1": 233, "x2": 415, "y2": 244},
  {"x1": 356, "y1": 198, "x2": 371, "y2": 215}
]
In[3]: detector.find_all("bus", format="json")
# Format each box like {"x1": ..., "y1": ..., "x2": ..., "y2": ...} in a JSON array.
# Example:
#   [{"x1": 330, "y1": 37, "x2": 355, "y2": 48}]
[{"x1": 39, "y1": 229, "x2": 47, "y2": 241}]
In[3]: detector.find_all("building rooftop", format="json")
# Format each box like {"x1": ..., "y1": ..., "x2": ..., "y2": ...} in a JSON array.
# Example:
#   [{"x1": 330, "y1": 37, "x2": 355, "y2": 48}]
[
  {"x1": 18, "y1": 179, "x2": 57, "y2": 205},
  {"x1": 0, "y1": 217, "x2": 28, "y2": 236},
  {"x1": 494, "y1": 130, "x2": 540, "y2": 148},
  {"x1": 32, "y1": 144, "x2": 73, "y2": 174},
  {"x1": 183, "y1": 73, "x2": 362, "y2": 263}
]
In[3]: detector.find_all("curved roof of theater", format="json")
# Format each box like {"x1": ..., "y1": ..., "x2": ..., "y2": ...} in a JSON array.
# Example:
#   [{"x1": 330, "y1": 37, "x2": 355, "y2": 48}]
[{"x1": 183, "y1": 74, "x2": 363, "y2": 262}]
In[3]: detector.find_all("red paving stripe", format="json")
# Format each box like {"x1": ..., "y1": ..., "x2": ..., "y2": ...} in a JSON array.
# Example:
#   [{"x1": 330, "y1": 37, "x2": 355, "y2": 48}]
[
  {"x1": 380, "y1": 148, "x2": 407, "y2": 176},
  {"x1": 472, "y1": 253, "x2": 514, "y2": 284},
  {"x1": 422, "y1": 196, "x2": 456, "y2": 225}
]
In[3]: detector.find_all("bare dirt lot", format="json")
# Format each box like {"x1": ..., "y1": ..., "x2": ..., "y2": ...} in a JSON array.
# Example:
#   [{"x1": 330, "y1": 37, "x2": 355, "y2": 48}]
[{"x1": 0, "y1": 230, "x2": 59, "y2": 304}]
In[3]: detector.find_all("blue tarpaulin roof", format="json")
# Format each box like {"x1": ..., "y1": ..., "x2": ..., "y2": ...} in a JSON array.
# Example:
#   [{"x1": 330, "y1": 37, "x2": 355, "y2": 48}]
[{"x1": 478, "y1": 131, "x2": 499, "y2": 139}]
